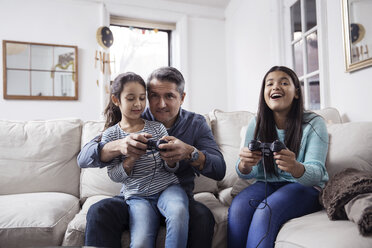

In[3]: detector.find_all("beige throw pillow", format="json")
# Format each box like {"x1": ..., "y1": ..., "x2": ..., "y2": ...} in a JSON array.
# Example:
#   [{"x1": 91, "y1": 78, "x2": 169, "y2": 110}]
[{"x1": 231, "y1": 125, "x2": 255, "y2": 197}]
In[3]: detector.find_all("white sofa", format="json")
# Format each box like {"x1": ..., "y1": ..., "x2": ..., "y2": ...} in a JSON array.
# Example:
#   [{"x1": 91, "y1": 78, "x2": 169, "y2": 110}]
[{"x1": 0, "y1": 107, "x2": 371, "y2": 248}]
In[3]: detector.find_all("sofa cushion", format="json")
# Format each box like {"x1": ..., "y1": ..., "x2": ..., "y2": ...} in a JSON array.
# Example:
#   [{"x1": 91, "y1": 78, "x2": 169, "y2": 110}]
[
  {"x1": 63, "y1": 195, "x2": 110, "y2": 246},
  {"x1": 230, "y1": 125, "x2": 255, "y2": 197},
  {"x1": 193, "y1": 174, "x2": 218, "y2": 194},
  {"x1": 0, "y1": 119, "x2": 81, "y2": 197},
  {"x1": 276, "y1": 210, "x2": 372, "y2": 248},
  {"x1": 326, "y1": 122, "x2": 372, "y2": 179},
  {"x1": 80, "y1": 121, "x2": 122, "y2": 200},
  {"x1": 314, "y1": 107, "x2": 343, "y2": 124},
  {"x1": 208, "y1": 109, "x2": 255, "y2": 190},
  {"x1": 0, "y1": 192, "x2": 80, "y2": 247}
]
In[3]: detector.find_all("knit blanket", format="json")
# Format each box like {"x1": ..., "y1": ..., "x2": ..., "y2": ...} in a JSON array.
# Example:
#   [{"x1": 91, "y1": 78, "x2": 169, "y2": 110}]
[{"x1": 319, "y1": 168, "x2": 372, "y2": 236}]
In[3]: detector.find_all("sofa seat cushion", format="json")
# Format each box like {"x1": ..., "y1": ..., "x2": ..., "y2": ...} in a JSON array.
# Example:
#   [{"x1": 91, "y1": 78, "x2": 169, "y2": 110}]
[
  {"x1": 63, "y1": 195, "x2": 110, "y2": 246},
  {"x1": 0, "y1": 192, "x2": 80, "y2": 247},
  {"x1": 275, "y1": 210, "x2": 372, "y2": 248}
]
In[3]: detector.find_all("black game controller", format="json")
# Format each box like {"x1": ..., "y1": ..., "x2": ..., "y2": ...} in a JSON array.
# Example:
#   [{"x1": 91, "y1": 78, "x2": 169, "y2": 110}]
[
  {"x1": 147, "y1": 139, "x2": 168, "y2": 151},
  {"x1": 248, "y1": 140, "x2": 286, "y2": 157}
]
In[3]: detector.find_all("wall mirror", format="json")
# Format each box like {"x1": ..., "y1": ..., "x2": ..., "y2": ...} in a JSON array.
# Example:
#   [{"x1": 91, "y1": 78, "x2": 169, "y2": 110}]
[
  {"x1": 342, "y1": 0, "x2": 372, "y2": 72},
  {"x1": 3, "y1": 40, "x2": 78, "y2": 100}
]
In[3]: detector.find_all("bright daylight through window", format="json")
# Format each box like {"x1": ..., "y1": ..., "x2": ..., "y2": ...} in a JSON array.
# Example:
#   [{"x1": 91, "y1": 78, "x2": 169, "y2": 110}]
[{"x1": 109, "y1": 25, "x2": 170, "y2": 82}]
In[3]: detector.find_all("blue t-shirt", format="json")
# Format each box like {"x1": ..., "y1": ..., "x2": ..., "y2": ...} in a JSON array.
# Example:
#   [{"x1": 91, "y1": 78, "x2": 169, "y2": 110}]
[{"x1": 236, "y1": 112, "x2": 329, "y2": 188}]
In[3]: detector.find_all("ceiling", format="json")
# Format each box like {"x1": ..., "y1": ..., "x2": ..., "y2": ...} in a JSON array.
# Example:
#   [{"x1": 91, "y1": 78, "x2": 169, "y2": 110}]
[{"x1": 165, "y1": 0, "x2": 230, "y2": 8}]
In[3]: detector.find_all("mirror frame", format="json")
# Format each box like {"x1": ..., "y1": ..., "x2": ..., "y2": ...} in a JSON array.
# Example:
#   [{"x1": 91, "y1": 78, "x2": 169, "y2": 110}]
[
  {"x1": 2, "y1": 40, "x2": 78, "y2": 100},
  {"x1": 342, "y1": 0, "x2": 372, "y2": 72}
]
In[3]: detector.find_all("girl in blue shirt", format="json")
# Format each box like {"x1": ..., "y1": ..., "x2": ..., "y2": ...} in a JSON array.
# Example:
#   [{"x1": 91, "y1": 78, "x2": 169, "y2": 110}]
[{"x1": 228, "y1": 66, "x2": 329, "y2": 248}]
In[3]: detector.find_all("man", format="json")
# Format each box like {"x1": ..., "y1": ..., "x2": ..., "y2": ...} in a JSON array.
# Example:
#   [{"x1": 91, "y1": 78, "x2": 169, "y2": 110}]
[{"x1": 77, "y1": 66, "x2": 226, "y2": 248}]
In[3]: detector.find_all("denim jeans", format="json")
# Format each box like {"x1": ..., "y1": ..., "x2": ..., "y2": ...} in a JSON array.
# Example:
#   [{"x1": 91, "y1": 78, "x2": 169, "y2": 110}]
[
  {"x1": 85, "y1": 189, "x2": 214, "y2": 248},
  {"x1": 126, "y1": 184, "x2": 189, "y2": 248},
  {"x1": 227, "y1": 181, "x2": 321, "y2": 248}
]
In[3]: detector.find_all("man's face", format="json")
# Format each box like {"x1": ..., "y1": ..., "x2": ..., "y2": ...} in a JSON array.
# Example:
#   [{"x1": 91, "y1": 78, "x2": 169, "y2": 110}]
[{"x1": 148, "y1": 79, "x2": 185, "y2": 128}]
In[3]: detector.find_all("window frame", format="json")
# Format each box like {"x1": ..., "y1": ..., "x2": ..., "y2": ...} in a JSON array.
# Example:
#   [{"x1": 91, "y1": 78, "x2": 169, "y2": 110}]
[{"x1": 281, "y1": 0, "x2": 329, "y2": 109}]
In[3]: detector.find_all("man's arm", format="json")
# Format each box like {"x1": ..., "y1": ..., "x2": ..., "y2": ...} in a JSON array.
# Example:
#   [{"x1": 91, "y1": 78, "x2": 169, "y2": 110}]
[
  {"x1": 160, "y1": 118, "x2": 226, "y2": 181},
  {"x1": 77, "y1": 133, "x2": 151, "y2": 169},
  {"x1": 77, "y1": 135, "x2": 108, "y2": 168},
  {"x1": 193, "y1": 120, "x2": 226, "y2": 180}
]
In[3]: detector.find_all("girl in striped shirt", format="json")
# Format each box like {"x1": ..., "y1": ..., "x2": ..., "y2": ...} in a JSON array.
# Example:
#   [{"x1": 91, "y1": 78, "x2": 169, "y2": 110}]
[{"x1": 101, "y1": 72, "x2": 189, "y2": 248}]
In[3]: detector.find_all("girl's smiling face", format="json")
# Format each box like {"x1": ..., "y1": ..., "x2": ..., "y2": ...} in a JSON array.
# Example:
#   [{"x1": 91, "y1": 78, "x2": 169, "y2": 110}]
[
  {"x1": 264, "y1": 70, "x2": 299, "y2": 116},
  {"x1": 112, "y1": 81, "x2": 146, "y2": 121}
]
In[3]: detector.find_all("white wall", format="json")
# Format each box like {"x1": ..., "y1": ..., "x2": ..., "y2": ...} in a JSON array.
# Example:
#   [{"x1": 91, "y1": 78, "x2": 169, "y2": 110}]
[
  {"x1": 0, "y1": 0, "x2": 102, "y2": 120},
  {"x1": 0, "y1": 0, "x2": 227, "y2": 120},
  {"x1": 225, "y1": 0, "x2": 280, "y2": 113},
  {"x1": 225, "y1": 0, "x2": 372, "y2": 122},
  {"x1": 187, "y1": 17, "x2": 227, "y2": 113}
]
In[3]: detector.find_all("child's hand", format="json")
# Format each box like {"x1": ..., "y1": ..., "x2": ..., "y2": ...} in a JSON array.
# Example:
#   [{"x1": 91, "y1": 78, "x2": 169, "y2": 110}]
[
  {"x1": 122, "y1": 156, "x2": 137, "y2": 175},
  {"x1": 274, "y1": 149, "x2": 305, "y2": 178},
  {"x1": 238, "y1": 147, "x2": 262, "y2": 174},
  {"x1": 119, "y1": 132, "x2": 153, "y2": 156}
]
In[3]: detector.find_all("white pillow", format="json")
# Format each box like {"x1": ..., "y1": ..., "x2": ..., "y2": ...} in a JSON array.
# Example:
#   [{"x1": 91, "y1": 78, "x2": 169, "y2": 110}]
[
  {"x1": 230, "y1": 125, "x2": 255, "y2": 197},
  {"x1": 0, "y1": 119, "x2": 81, "y2": 197},
  {"x1": 80, "y1": 121, "x2": 122, "y2": 200},
  {"x1": 326, "y1": 122, "x2": 372, "y2": 179},
  {"x1": 208, "y1": 109, "x2": 255, "y2": 190}
]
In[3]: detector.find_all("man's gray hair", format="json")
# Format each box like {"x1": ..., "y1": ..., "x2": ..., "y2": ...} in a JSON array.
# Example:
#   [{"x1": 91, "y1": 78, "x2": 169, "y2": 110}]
[{"x1": 147, "y1": 67, "x2": 185, "y2": 96}]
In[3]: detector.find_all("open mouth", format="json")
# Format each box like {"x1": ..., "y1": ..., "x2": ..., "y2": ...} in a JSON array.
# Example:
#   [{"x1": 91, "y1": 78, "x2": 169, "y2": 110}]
[{"x1": 270, "y1": 93, "x2": 283, "y2": 99}]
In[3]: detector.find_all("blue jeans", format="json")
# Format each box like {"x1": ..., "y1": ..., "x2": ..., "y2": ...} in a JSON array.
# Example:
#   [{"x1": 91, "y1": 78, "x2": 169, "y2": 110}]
[
  {"x1": 228, "y1": 181, "x2": 321, "y2": 248},
  {"x1": 85, "y1": 190, "x2": 214, "y2": 248},
  {"x1": 126, "y1": 184, "x2": 189, "y2": 248}
]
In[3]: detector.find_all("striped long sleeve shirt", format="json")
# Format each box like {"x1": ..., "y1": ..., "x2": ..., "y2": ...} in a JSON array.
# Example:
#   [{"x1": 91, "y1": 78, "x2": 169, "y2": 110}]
[{"x1": 101, "y1": 119, "x2": 179, "y2": 199}]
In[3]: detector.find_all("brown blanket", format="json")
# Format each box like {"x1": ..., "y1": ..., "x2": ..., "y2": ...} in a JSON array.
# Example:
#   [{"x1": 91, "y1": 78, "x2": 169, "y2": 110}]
[{"x1": 319, "y1": 168, "x2": 372, "y2": 235}]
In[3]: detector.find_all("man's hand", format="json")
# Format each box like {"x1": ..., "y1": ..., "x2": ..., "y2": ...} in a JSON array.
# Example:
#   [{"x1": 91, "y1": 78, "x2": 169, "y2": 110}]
[
  {"x1": 100, "y1": 133, "x2": 152, "y2": 162},
  {"x1": 158, "y1": 136, "x2": 192, "y2": 163},
  {"x1": 158, "y1": 136, "x2": 205, "y2": 170}
]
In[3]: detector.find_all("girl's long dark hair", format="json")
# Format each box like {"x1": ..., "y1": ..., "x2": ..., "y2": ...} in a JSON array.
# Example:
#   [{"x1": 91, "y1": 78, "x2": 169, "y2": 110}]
[
  {"x1": 254, "y1": 66, "x2": 304, "y2": 176},
  {"x1": 103, "y1": 72, "x2": 145, "y2": 130}
]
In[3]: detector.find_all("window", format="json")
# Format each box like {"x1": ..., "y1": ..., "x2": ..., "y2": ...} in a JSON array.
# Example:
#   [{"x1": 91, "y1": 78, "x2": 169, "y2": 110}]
[
  {"x1": 284, "y1": 0, "x2": 326, "y2": 110},
  {"x1": 109, "y1": 17, "x2": 174, "y2": 81}
]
